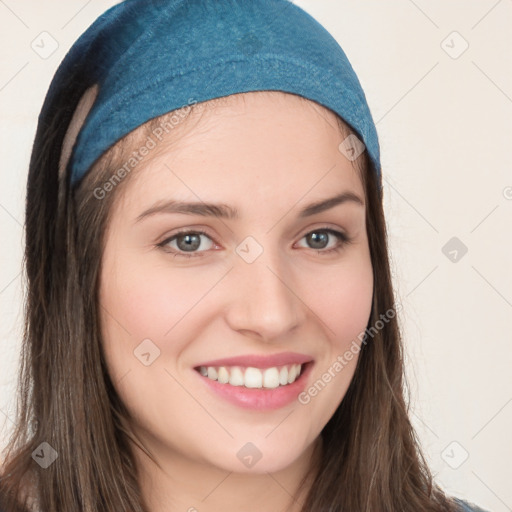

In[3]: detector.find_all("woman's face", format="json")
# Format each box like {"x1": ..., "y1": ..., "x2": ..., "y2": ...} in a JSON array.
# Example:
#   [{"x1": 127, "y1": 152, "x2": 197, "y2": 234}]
[{"x1": 99, "y1": 92, "x2": 373, "y2": 477}]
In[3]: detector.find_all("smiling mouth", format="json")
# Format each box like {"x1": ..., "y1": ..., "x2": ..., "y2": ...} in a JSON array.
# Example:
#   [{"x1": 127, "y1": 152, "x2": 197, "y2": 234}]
[{"x1": 194, "y1": 361, "x2": 312, "y2": 389}]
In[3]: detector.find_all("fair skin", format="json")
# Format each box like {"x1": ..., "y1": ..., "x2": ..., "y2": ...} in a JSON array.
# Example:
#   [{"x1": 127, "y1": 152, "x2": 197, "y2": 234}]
[{"x1": 99, "y1": 91, "x2": 374, "y2": 512}]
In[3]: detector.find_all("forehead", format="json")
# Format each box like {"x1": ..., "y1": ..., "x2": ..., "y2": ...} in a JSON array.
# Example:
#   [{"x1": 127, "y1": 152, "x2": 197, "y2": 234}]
[{"x1": 116, "y1": 91, "x2": 364, "y2": 214}]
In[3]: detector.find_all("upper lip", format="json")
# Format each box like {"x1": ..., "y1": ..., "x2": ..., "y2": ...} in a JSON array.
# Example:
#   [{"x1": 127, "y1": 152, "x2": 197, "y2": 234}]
[{"x1": 194, "y1": 351, "x2": 314, "y2": 369}]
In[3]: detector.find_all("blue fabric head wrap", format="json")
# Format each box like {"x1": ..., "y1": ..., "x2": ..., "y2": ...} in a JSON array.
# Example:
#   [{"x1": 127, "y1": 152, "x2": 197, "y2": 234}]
[{"x1": 47, "y1": 0, "x2": 382, "y2": 191}]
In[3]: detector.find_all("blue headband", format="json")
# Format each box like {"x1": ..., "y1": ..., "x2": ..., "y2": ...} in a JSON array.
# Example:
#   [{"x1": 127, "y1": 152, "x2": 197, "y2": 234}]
[{"x1": 48, "y1": 0, "x2": 382, "y2": 189}]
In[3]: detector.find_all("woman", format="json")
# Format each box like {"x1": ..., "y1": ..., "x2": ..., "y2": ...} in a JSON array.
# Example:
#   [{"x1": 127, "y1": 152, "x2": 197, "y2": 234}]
[{"x1": 0, "y1": 0, "x2": 490, "y2": 510}]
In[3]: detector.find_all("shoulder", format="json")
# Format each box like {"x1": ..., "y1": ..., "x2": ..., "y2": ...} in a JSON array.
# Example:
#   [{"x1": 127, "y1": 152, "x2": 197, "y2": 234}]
[{"x1": 453, "y1": 497, "x2": 492, "y2": 512}]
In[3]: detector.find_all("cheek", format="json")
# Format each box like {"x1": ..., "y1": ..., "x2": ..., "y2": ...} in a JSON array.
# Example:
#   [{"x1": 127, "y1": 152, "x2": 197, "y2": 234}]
[
  {"x1": 100, "y1": 256, "x2": 214, "y2": 342},
  {"x1": 98, "y1": 250, "x2": 230, "y2": 385},
  {"x1": 307, "y1": 254, "x2": 374, "y2": 346},
  {"x1": 296, "y1": 252, "x2": 373, "y2": 421},
  {"x1": 98, "y1": 254, "x2": 217, "y2": 428}
]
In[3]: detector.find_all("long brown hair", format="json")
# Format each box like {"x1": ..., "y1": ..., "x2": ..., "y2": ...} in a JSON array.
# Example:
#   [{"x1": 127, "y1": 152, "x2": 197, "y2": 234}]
[{"x1": 0, "y1": 80, "x2": 462, "y2": 511}]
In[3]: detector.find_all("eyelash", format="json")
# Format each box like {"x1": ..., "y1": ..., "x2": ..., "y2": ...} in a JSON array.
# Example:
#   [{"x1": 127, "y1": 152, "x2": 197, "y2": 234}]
[{"x1": 156, "y1": 226, "x2": 353, "y2": 259}]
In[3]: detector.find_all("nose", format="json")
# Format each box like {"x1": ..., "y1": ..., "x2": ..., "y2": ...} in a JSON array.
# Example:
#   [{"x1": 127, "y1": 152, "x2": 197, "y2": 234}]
[{"x1": 224, "y1": 249, "x2": 305, "y2": 342}]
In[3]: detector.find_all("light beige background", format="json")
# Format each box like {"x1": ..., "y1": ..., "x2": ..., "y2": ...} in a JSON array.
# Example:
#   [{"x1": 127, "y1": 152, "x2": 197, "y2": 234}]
[{"x1": 1, "y1": 1, "x2": 511, "y2": 511}]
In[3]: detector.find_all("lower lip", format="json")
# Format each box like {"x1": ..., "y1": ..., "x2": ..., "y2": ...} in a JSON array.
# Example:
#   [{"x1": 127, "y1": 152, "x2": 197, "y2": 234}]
[{"x1": 194, "y1": 362, "x2": 314, "y2": 411}]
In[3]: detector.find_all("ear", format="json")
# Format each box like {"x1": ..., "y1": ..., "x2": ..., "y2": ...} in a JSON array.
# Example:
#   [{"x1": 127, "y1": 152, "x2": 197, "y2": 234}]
[{"x1": 58, "y1": 84, "x2": 99, "y2": 182}]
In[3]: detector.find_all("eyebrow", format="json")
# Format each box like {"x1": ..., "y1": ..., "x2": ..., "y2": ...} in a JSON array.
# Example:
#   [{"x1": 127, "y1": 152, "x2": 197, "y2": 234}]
[{"x1": 135, "y1": 191, "x2": 364, "y2": 223}]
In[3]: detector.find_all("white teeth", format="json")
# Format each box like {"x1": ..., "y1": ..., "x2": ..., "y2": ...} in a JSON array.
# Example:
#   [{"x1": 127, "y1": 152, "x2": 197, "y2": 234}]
[
  {"x1": 229, "y1": 367, "x2": 244, "y2": 386},
  {"x1": 245, "y1": 367, "x2": 263, "y2": 388},
  {"x1": 263, "y1": 367, "x2": 280, "y2": 389},
  {"x1": 279, "y1": 366, "x2": 289, "y2": 386},
  {"x1": 217, "y1": 366, "x2": 230, "y2": 384},
  {"x1": 198, "y1": 363, "x2": 304, "y2": 389},
  {"x1": 287, "y1": 364, "x2": 297, "y2": 384}
]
